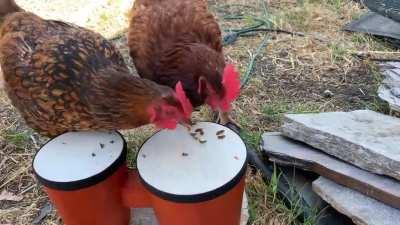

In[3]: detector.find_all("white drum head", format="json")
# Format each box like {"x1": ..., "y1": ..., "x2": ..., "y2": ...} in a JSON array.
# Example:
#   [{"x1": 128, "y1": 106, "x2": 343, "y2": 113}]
[
  {"x1": 137, "y1": 122, "x2": 247, "y2": 202},
  {"x1": 33, "y1": 131, "x2": 126, "y2": 190}
]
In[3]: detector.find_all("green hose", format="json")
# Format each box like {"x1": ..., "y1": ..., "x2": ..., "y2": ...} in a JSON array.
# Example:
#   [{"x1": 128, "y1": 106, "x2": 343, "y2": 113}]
[
  {"x1": 216, "y1": 3, "x2": 271, "y2": 89},
  {"x1": 240, "y1": 35, "x2": 269, "y2": 88}
]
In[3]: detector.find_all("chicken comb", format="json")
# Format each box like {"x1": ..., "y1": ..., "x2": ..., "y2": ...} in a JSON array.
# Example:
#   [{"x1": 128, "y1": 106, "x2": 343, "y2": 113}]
[
  {"x1": 222, "y1": 64, "x2": 240, "y2": 103},
  {"x1": 175, "y1": 81, "x2": 193, "y2": 117}
]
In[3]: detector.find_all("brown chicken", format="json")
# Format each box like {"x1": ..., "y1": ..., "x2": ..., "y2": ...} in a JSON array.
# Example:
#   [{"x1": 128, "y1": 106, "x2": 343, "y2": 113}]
[
  {"x1": 0, "y1": 0, "x2": 192, "y2": 137},
  {"x1": 128, "y1": 0, "x2": 240, "y2": 127}
]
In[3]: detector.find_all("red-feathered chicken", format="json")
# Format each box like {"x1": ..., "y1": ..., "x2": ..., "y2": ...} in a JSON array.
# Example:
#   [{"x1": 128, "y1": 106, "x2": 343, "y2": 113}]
[
  {"x1": 0, "y1": 0, "x2": 192, "y2": 137},
  {"x1": 128, "y1": 0, "x2": 240, "y2": 126}
]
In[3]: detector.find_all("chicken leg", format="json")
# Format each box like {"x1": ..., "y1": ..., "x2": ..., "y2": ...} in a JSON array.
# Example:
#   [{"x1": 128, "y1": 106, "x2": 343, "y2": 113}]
[{"x1": 215, "y1": 111, "x2": 242, "y2": 133}]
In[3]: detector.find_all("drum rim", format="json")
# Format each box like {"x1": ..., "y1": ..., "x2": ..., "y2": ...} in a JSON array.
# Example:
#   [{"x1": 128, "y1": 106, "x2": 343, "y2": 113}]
[
  {"x1": 137, "y1": 122, "x2": 248, "y2": 203},
  {"x1": 33, "y1": 131, "x2": 127, "y2": 191}
]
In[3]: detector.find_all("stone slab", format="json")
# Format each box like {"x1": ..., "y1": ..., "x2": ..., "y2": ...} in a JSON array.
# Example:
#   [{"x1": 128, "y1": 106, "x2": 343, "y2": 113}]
[
  {"x1": 313, "y1": 177, "x2": 400, "y2": 225},
  {"x1": 379, "y1": 85, "x2": 400, "y2": 112},
  {"x1": 281, "y1": 110, "x2": 400, "y2": 181},
  {"x1": 378, "y1": 62, "x2": 400, "y2": 112},
  {"x1": 262, "y1": 132, "x2": 400, "y2": 209},
  {"x1": 131, "y1": 192, "x2": 249, "y2": 225}
]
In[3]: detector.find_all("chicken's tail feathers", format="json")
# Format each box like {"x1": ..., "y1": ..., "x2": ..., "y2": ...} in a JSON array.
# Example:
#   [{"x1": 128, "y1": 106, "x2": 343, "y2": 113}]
[{"x1": 0, "y1": 0, "x2": 23, "y2": 19}]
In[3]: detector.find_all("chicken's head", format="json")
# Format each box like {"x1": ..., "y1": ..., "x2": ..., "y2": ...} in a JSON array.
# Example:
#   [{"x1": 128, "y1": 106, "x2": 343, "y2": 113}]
[
  {"x1": 147, "y1": 82, "x2": 192, "y2": 130},
  {"x1": 198, "y1": 64, "x2": 240, "y2": 112}
]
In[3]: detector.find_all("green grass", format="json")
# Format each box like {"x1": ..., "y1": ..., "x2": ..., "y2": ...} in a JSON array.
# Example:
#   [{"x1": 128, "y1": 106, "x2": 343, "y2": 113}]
[
  {"x1": 247, "y1": 166, "x2": 320, "y2": 225},
  {"x1": 123, "y1": 127, "x2": 154, "y2": 168},
  {"x1": 282, "y1": 7, "x2": 310, "y2": 31},
  {"x1": 262, "y1": 102, "x2": 321, "y2": 123},
  {"x1": 363, "y1": 97, "x2": 390, "y2": 113},
  {"x1": 362, "y1": 62, "x2": 391, "y2": 113},
  {"x1": 240, "y1": 129, "x2": 262, "y2": 150},
  {"x1": 329, "y1": 42, "x2": 349, "y2": 63},
  {"x1": 1, "y1": 129, "x2": 31, "y2": 149},
  {"x1": 350, "y1": 33, "x2": 393, "y2": 51},
  {"x1": 272, "y1": 167, "x2": 320, "y2": 225},
  {"x1": 306, "y1": 0, "x2": 344, "y2": 11},
  {"x1": 351, "y1": 33, "x2": 371, "y2": 45},
  {"x1": 325, "y1": 0, "x2": 344, "y2": 11}
]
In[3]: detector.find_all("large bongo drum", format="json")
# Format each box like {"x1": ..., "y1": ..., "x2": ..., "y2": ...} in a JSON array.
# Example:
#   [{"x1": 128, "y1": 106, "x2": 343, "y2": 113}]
[{"x1": 135, "y1": 122, "x2": 247, "y2": 225}]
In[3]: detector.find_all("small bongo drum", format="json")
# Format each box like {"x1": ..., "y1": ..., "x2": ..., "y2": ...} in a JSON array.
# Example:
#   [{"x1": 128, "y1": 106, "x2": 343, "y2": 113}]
[
  {"x1": 33, "y1": 131, "x2": 130, "y2": 225},
  {"x1": 136, "y1": 122, "x2": 247, "y2": 225}
]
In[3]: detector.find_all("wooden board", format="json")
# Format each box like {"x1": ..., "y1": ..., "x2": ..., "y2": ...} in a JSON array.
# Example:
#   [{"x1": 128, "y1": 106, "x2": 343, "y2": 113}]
[{"x1": 261, "y1": 132, "x2": 400, "y2": 209}]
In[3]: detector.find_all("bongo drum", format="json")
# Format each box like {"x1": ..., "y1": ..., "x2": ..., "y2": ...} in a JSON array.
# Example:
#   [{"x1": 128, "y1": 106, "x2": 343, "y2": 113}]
[
  {"x1": 134, "y1": 122, "x2": 247, "y2": 225},
  {"x1": 33, "y1": 131, "x2": 130, "y2": 225}
]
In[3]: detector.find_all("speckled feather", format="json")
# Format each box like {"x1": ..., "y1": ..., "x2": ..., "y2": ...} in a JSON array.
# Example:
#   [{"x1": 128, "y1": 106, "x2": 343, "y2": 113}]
[
  {"x1": 128, "y1": 0, "x2": 225, "y2": 107},
  {"x1": 0, "y1": 12, "x2": 176, "y2": 137}
]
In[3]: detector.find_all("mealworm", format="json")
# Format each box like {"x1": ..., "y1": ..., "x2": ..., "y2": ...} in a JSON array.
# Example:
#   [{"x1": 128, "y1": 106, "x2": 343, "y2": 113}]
[
  {"x1": 199, "y1": 139, "x2": 207, "y2": 144},
  {"x1": 195, "y1": 128, "x2": 204, "y2": 135},
  {"x1": 216, "y1": 130, "x2": 225, "y2": 135}
]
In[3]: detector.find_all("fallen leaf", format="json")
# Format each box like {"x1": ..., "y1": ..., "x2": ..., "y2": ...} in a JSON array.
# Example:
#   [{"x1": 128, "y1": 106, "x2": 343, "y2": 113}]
[
  {"x1": 32, "y1": 202, "x2": 53, "y2": 224},
  {"x1": 0, "y1": 190, "x2": 23, "y2": 202}
]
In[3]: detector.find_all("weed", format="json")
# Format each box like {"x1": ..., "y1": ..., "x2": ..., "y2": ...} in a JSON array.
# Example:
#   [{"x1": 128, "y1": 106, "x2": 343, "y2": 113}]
[
  {"x1": 329, "y1": 42, "x2": 349, "y2": 62},
  {"x1": 240, "y1": 129, "x2": 262, "y2": 150},
  {"x1": 1, "y1": 129, "x2": 31, "y2": 149}
]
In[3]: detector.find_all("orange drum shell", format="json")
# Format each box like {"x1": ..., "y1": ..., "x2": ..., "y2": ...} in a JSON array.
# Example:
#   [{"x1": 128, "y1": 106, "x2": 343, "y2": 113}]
[
  {"x1": 151, "y1": 175, "x2": 246, "y2": 225},
  {"x1": 45, "y1": 165, "x2": 130, "y2": 225}
]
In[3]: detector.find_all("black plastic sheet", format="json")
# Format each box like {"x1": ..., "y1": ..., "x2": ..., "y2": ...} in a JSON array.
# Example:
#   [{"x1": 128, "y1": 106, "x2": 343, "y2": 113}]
[
  {"x1": 344, "y1": 12, "x2": 400, "y2": 48},
  {"x1": 363, "y1": 0, "x2": 400, "y2": 23}
]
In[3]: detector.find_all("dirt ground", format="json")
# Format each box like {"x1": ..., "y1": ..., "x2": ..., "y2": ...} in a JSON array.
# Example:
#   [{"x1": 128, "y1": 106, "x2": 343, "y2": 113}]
[{"x1": 0, "y1": 0, "x2": 395, "y2": 225}]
